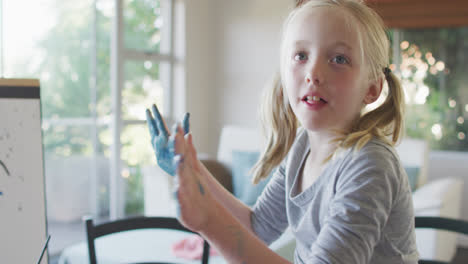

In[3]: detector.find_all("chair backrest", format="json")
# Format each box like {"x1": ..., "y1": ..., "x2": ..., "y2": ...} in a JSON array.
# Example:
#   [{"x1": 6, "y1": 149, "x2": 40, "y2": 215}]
[
  {"x1": 395, "y1": 138, "x2": 429, "y2": 189},
  {"x1": 217, "y1": 125, "x2": 262, "y2": 169},
  {"x1": 415, "y1": 216, "x2": 468, "y2": 264},
  {"x1": 86, "y1": 216, "x2": 210, "y2": 264}
]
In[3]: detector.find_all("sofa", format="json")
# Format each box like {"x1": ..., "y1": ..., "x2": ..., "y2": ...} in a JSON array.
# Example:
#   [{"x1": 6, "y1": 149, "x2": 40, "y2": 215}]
[
  {"x1": 395, "y1": 138, "x2": 464, "y2": 262},
  {"x1": 196, "y1": 125, "x2": 464, "y2": 262}
]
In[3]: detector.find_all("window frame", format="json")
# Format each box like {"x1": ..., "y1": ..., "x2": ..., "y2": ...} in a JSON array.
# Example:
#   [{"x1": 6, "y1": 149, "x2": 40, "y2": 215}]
[{"x1": 110, "y1": 0, "x2": 175, "y2": 219}]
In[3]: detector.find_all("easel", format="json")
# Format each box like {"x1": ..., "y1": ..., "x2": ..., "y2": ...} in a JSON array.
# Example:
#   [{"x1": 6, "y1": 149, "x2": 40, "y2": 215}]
[{"x1": 0, "y1": 78, "x2": 49, "y2": 264}]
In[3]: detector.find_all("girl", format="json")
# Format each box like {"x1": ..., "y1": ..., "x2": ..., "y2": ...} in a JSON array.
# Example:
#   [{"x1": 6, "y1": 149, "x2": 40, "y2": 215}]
[{"x1": 146, "y1": 0, "x2": 419, "y2": 263}]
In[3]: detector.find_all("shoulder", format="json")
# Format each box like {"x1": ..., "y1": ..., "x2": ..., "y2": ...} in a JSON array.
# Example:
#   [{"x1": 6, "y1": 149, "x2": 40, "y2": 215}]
[
  {"x1": 334, "y1": 138, "x2": 404, "y2": 198},
  {"x1": 342, "y1": 138, "x2": 400, "y2": 169}
]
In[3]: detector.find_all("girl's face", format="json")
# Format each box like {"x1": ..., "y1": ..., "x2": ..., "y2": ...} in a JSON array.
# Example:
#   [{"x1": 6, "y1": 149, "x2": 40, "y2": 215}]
[{"x1": 283, "y1": 7, "x2": 381, "y2": 133}]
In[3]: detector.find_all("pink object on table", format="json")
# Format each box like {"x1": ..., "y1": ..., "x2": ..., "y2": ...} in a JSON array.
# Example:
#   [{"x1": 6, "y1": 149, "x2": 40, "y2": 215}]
[{"x1": 172, "y1": 234, "x2": 218, "y2": 260}]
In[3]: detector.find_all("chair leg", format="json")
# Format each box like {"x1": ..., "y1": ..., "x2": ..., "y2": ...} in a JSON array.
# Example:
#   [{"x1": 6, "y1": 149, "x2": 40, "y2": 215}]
[
  {"x1": 202, "y1": 240, "x2": 210, "y2": 264},
  {"x1": 86, "y1": 218, "x2": 98, "y2": 264}
]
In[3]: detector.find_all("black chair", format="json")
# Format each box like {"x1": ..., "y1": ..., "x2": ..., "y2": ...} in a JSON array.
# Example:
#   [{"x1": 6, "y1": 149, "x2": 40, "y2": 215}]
[
  {"x1": 415, "y1": 216, "x2": 468, "y2": 264},
  {"x1": 86, "y1": 216, "x2": 210, "y2": 264}
]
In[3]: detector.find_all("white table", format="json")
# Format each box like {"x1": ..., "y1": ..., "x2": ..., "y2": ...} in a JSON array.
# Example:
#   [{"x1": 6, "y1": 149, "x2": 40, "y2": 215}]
[
  {"x1": 58, "y1": 228, "x2": 296, "y2": 264},
  {"x1": 58, "y1": 229, "x2": 226, "y2": 264}
]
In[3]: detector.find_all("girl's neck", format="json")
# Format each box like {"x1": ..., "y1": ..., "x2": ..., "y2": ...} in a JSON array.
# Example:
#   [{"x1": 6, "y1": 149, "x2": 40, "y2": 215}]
[{"x1": 306, "y1": 130, "x2": 340, "y2": 163}]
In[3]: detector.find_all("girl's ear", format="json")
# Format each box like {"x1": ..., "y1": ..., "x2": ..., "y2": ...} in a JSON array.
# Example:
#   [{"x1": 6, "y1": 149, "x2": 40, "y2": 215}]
[{"x1": 363, "y1": 78, "x2": 383, "y2": 104}]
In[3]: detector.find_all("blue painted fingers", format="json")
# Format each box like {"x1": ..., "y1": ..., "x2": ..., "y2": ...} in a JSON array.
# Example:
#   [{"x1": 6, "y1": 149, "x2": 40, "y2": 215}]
[
  {"x1": 146, "y1": 104, "x2": 190, "y2": 176},
  {"x1": 183, "y1": 112, "x2": 190, "y2": 134}
]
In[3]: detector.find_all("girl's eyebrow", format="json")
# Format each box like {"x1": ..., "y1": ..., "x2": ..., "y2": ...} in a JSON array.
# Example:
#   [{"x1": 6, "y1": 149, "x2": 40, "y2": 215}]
[
  {"x1": 291, "y1": 40, "x2": 353, "y2": 51},
  {"x1": 290, "y1": 40, "x2": 310, "y2": 48},
  {"x1": 330, "y1": 41, "x2": 353, "y2": 51}
]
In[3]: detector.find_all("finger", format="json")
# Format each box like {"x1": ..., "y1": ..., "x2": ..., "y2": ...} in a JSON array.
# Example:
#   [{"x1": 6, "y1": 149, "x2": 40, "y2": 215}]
[
  {"x1": 181, "y1": 133, "x2": 194, "y2": 171},
  {"x1": 145, "y1": 108, "x2": 159, "y2": 136},
  {"x1": 177, "y1": 122, "x2": 185, "y2": 136},
  {"x1": 173, "y1": 124, "x2": 185, "y2": 156},
  {"x1": 186, "y1": 133, "x2": 200, "y2": 172},
  {"x1": 172, "y1": 172, "x2": 180, "y2": 191},
  {"x1": 173, "y1": 154, "x2": 186, "y2": 184},
  {"x1": 187, "y1": 133, "x2": 197, "y2": 160},
  {"x1": 171, "y1": 171, "x2": 181, "y2": 217},
  {"x1": 174, "y1": 154, "x2": 189, "y2": 185},
  {"x1": 182, "y1": 112, "x2": 190, "y2": 134},
  {"x1": 177, "y1": 191, "x2": 190, "y2": 220},
  {"x1": 175, "y1": 150, "x2": 196, "y2": 188},
  {"x1": 175, "y1": 153, "x2": 205, "y2": 199},
  {"x1": 152, "y1": 104, "x2": 170, "y2": 138},
  {"x1": 174, "y1": 189, "x2": 181, "y2": 218}
]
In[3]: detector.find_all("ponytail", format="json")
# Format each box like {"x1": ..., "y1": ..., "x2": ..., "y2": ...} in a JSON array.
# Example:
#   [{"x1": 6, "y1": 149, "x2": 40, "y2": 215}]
[
  {"x1": 334, "y1": 69, "x2": 405, "y2": 154},
  {"x1": 251, "y1": 73, "x2": 298, "y2": 184}
]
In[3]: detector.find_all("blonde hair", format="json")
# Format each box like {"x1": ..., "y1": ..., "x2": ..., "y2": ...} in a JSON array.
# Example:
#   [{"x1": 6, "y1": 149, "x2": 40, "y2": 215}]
[{"x1": 252, "y1": 0, "x2": 405, "y2": 184}]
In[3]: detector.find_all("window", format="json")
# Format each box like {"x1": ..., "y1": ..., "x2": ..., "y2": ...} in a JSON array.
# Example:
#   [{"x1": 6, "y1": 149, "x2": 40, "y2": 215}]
[
  {"x1": 365, "y1": 0, "x2": 468, "y2": 151},
  {"x1": 390, "y1": 28, "x2": 468, "y2": 151},
  {"x1": 1, "y1": 0, "x2": 175, "y2": 258}
]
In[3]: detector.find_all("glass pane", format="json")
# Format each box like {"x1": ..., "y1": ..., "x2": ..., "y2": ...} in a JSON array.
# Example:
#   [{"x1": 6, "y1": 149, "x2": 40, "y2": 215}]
[
  {"x1": 392, "y1": 28, "x2": 468, "y2": 151},
  {"x1": 121, "y1": 124, "x2": 158, "y2": 217},
  {"x1": 3, "y1": 0, "x2": 101, "y2": 119},
  {"x1": 3, "y1": 0, "x2": 115, "y2": 258},
  {"x1": 96, "y1": 0, "x2": 114, "y2": 117},
  {"x1": 123, "y1": 60, "x2": 167, "y2": 120},
  {"x1": 123, "y1": 0, "x2": 167, "y2": 53},
  {"x1": 43, "y1": 124, "x2": 110, "y2": 255},
  {"x1": 3, "y1": 0, "x2": 173, "y2": 260}
]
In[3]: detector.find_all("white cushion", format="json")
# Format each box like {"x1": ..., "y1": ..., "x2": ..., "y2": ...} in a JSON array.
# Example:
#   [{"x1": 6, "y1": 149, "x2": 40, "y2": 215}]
[
  {"x1": 217, "y1": 125, "x2": 262, "y2": 168},
  {"x1": 395, "y1": 138, "x2": 429, "y2": 188},
  {"x1": 412, "y1": 177, "x2": 464, "y2": 262}
]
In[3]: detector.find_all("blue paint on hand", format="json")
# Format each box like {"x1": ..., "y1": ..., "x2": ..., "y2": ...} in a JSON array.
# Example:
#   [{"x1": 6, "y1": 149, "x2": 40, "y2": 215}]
[
  {"x1": 183, "y1": 112, "x2": 190, "y2": 134},
  {"x1": 198, "y1": 181, "x2": 205, "y2": 195},
  {"x1": 145, "y1": 104, "x2": 190, "y2": 176}
]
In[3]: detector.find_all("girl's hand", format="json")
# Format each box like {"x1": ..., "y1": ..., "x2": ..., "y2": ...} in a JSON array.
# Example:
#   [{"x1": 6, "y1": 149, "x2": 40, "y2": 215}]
[
  {"x1": 173, "y1": 125, "x2": 215, "y2": 233},
  {"x1": 146, "y1": 104, "x2": 190, "y2": 176}
]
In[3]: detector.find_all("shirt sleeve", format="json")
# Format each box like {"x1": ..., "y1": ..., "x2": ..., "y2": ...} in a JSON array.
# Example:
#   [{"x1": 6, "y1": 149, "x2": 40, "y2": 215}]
[
  {"x1": 307, "y1": 145, "x2": 402, "y2": 264},
  {"x1": 250, "y1": 159, "x2": 289, "y2": 245}
]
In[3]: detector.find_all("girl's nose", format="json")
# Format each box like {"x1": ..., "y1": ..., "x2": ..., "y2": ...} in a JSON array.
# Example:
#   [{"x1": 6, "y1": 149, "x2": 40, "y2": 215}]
[
  {"x1": 304, "y1": 71, "x2": 323, "y2": 86},
  {"x1": 305, "y1": 62, "x2": 324, "y2": 86}
]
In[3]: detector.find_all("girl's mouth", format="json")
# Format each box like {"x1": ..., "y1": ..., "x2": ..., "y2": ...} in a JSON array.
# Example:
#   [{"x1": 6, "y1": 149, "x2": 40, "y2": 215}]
[{"x1": 302, "y1": 95, "x2": 327, "y2": 104}]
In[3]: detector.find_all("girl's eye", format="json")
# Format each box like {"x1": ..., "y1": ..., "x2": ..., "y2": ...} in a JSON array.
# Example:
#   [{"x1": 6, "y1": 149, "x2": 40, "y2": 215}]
[
  {"x1": 331, "y1": 55, "x2": 349, "y2": 65},
  {"x1": 294, "y1": 52, "x2": 307, "y2": 61}
]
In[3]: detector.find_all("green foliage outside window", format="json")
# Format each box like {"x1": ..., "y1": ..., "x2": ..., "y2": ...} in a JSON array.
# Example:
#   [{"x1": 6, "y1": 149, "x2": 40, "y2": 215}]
[
  {"x1": 20, "y1": 0, "x2": 166, "y2": 216},
  {"x1": 125, "y1": 166, "x2": 145, "y2": 215},
  {"x1": 391, "y1": 28, "x2": 468, "y2": 151}
]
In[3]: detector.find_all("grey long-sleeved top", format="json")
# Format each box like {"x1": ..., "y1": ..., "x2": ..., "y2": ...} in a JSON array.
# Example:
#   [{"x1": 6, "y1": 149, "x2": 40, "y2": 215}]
[{"x1": 251, "y1": 130, "x2": 419, "y2": 263}]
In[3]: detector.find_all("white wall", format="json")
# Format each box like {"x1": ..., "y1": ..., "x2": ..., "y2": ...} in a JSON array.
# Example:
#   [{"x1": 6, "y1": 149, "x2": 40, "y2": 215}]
[
  {"x1": 182, "y1": 0, "x2": 293, "y2": 157},
  {"x1": 212, "y1": 0, "x2": 292, "y2": 129},
  {"x1": 179, "y1": 0, "x2": 217, "y2": 156}
]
